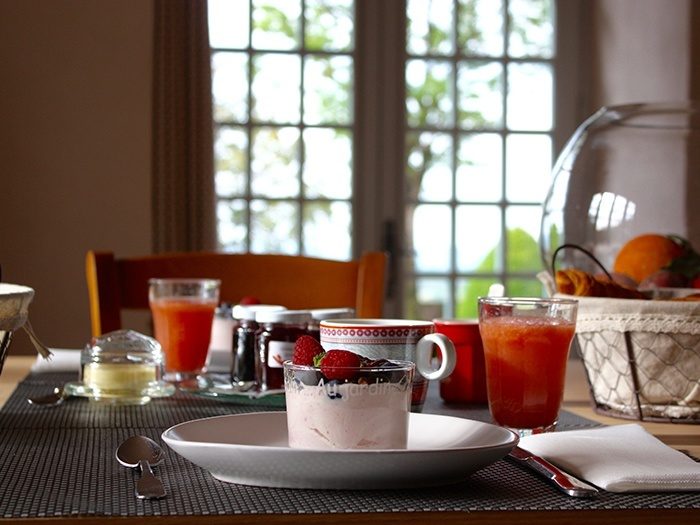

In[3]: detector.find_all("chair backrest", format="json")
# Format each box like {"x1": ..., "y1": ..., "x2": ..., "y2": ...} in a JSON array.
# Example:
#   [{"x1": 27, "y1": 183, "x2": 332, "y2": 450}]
[{"x1": 85, "y1": 250, "x2": 387, "y2": 337}]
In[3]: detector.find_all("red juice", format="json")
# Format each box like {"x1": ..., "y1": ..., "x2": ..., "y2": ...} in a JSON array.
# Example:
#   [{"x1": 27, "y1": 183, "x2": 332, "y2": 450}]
[
  {"x1": 151, "y1": 298, "x2": 217, "y2": 373},
  {"x1": 479, "y1": 316, "x2": 575, "y2": 430}
]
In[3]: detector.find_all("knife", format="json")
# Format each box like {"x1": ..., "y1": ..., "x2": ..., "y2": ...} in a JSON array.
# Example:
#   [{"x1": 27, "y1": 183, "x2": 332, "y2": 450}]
[{"x1": 508, "y1": 445, "x2": 599, "y2": 497}]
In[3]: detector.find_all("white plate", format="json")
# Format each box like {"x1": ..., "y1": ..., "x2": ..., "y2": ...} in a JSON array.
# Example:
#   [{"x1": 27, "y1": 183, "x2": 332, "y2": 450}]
[{"x1": 162, "y1": 412, "x2": 518, "y2": 489}]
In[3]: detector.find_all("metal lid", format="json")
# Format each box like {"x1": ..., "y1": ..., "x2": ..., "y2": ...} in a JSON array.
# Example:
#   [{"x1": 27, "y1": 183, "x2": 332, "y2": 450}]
[
  {"x1": 232, "y1": 304, "x2": 286, "y2": 321},
  {"x1": 310, "y1": 307, "x2": 355, "y2": 320},
  {"x1": 255, "y1": 309, "x2": 312, "y2": 324}
]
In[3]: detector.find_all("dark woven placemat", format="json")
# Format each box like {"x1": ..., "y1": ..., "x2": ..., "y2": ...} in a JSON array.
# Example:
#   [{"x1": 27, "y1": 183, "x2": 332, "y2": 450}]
[{"x1": 0, "y1": 372, "x2": 698, "y2": 518}]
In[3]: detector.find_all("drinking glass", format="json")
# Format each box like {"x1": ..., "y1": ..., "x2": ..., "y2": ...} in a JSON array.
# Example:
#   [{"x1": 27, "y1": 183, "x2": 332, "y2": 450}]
[
  {"x1": 478, "y1": 297, "x2": 578, "y2": 436},
  {"x1": 149, "y1": 278, "x2": 220, "y2": 384}
]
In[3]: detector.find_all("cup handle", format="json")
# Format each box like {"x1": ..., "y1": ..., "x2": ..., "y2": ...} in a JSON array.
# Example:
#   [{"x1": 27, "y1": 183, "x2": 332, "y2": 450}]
[{"x1": 415, "y1": 333, "x2": 456, "y2": 381}]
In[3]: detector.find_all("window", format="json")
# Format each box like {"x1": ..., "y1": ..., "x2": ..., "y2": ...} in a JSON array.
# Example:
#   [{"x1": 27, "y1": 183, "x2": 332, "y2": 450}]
[
  {"x1": 209, "y1": 0, "x2": 354, "y2": 260},
  {"x1": 209, "y1": 0, "x2": 570, "y2": 318},
  {"x1": 404, "y1": 0, "x2": 555, "y2": 319}
]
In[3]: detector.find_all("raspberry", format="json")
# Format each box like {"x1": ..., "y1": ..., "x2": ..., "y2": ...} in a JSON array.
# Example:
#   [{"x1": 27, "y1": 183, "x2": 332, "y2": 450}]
[
  {"x1": 292, "y1": 335, "x2": 324, "y2": 366},
  {"x1": 319, "y1": 350, "x2": 361, "y2": 381}
]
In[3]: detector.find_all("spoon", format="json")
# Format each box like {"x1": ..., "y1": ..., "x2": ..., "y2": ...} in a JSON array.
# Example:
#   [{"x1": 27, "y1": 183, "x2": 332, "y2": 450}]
[
  {"x1": 116, "y1": 436, "x2": 167, "y2": 499},
  {"x1": 27, "y1": 386, "x2": 67, "y2": 407}
]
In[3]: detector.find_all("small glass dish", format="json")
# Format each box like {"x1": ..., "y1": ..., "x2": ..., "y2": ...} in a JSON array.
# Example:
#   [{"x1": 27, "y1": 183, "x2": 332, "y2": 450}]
[
  {"x1": 283, "y1": 359, "x2": 415, "y2": 450},
  {"x1": 64, "y1": 330, "x2": 175, "y2": 405}
]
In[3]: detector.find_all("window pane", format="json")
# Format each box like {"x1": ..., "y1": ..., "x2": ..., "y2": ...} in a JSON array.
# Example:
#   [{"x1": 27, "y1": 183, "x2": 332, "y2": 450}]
[
  {"x1": 456, "y1": 205, "x2": 501, "y2": 272},
  {"x1": 505, "y1": 277, "x2": 544, "y2": 298},
  {"x1": 506, "y1": 62, "x2": 552, "y2": 131},
  {"x1": 250, "y1": 199, "x2": 299, "y2": 253},
  {"x1": 413, "y1": 277, "x2": 450, "y2": 320},
  {"x1": 457, "y1": 61, "x2": 503, "y2": 128},
  {"x1": 303, "y1": 201, "x2": 351, "y2": 259},
  {"x1": 406, "y1": 59, "x2": 453, "y2": 128},
  {"x1": 209, "y1": 0, "x2": 249, "y2": 49},
  {"x1": 505, "y1": 205, "x2": 542, "y2": 272},
  {"x1": 215, "y1": 127, "x2": 248, "y2": 197},
  {"x1": 407, "y1": 0, "x2": 454, "y2": 56},
  {"x1": 457, "y1": 0, "x2": 504, "y2": 57},
  {"x1": 303, "y1": 128, "x2": 352, "y2": 199},
  {"x1": 217, "y1": 199, "x2": 248, "y2": 251},
  {"x1": 412, "y1": 204, "x2": 452, "y2": 272},
  {"x1": 304, "y1": 55, "x2": 353, "y2": 125},
  {"x1": 456, "y1": 277, "x2": 495, "y2": 318},
  {"x1": 252, "y1": 0, "x2": 301, "y2": 50},
  {"x1": 508, "y1": 0, "x2": 554, "y2": 58},
  {"x1": 506, "y1": 133, "x2": 552, "y2": 202},
  {"x1": 456, "y1": 133, "x2": 502, "y2": 202},
  {"x1": 406, "y1": 132, "x2": 453, "y2": 202},
  {"x1": 252, "y1": 54, "x2": 301, "y2": 123},
  {"x1": 305, "y1": 0, "x2": 354, "y2": 52},
  {"x1": 251, "y1": 127, "x2": 300, "y2": 197},
  {"x1": 212, "y1": 52, "x2": 248, "y2": 122}
]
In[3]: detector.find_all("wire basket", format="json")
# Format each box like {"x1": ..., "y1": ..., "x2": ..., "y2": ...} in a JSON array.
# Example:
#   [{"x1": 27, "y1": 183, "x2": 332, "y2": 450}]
[{"x1": 560, "y1": 294, "x2": 700, "y2": 423}]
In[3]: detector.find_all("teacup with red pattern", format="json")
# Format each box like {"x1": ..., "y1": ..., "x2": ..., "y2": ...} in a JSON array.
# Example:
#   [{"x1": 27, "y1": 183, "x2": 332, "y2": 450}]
[{"x1": 319, "y1": 319, "x2": 456, "y2": 411}]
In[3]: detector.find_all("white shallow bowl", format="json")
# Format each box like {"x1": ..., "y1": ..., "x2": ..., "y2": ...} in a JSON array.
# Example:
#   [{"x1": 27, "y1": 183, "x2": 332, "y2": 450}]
[
  {"x1": 162, "y1": 411, "x2": 518, "y2": 489},
  {"x1": 0, "y1": 283, "x2": 35, "y2": 331}
]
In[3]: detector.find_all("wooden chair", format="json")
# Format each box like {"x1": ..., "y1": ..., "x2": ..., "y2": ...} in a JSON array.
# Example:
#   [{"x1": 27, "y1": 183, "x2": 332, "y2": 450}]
[{"x1": 85, "y1": 250, "x2": 387, "y2": 337}]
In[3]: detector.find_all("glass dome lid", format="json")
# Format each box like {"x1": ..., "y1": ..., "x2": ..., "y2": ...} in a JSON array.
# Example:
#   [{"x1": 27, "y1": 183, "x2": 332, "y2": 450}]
[{"x1": 541, "y1": 101, "x2": 700, "y2": 275}]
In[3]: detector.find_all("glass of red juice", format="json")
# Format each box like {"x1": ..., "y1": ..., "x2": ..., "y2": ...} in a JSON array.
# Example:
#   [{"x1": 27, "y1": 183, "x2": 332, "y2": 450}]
[
  {"x1": 478, "y1": 297, "x2": 578, "y2": 436},
  {"x1": 149, "y1": 278, "x2": 220, "y2": 385}
]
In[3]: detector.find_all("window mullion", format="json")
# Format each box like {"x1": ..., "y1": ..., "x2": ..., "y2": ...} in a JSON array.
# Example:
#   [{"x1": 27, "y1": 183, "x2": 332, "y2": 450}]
[{"x1": 353, "y1": 0, "x2": 407, "y2": 317}]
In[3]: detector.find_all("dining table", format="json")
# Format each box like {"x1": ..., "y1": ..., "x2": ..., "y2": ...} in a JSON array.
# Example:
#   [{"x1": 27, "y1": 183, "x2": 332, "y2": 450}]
[{"x1": 0, "y1": 353, "x2": 698, "y2": 524}]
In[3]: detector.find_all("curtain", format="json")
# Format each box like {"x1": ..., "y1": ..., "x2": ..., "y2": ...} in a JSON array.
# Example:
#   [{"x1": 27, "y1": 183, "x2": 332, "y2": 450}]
[{"x1": 152, "y1": 0, "x2": 216, "y2": 253}]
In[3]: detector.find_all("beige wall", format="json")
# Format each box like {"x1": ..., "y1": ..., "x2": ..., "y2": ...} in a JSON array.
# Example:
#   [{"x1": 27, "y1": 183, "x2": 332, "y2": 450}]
[
  {"x1": 586, "y1": 0, "x2": 700, "y2": 253},
  {"x1": 0, "y1": 0, "x2": 153, "y2": 354},
  {"x1": 589, "y1": 0, "x2": 691, "y2": 106}
]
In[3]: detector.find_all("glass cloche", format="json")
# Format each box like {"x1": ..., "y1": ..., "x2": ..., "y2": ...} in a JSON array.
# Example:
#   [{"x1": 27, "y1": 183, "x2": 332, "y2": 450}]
[{"x1": 541, "y1": 102, "x2": 700, "y2": 275}]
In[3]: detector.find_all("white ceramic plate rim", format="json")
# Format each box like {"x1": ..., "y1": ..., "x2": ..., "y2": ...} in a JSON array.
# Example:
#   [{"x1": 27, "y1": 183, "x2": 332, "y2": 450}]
[
  {"x1": 162, "y1": 411, "x2": 518, "y2": 453},
  {"x1": 162, "y1": 412, "x2": 518, "y2": 489}
]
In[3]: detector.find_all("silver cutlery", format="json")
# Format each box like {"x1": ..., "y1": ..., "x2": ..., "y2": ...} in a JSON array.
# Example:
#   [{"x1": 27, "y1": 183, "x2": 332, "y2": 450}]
[
  {"x1": 508, "y1": 445, "x2": 599, "y2": 497},
  {"x1": 116, "y1": 435, "x2": 167, "y2": 499}
]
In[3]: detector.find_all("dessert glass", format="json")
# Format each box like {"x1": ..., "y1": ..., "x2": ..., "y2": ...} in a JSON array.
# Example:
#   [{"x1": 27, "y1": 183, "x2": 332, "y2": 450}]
[{"x1": 283, "y1": 359, "x2": 415, "y2": 450}]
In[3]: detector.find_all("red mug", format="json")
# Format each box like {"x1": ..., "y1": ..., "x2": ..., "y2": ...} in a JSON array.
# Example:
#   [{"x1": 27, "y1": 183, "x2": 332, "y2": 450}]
[{"x1": 434, "y1": 319, "x2": 488, "y2": 404}]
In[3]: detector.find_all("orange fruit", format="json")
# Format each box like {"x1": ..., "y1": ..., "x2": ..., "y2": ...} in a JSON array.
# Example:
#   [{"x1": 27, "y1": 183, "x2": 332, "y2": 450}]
[{"x1": 613, "y1": 234, "x2": 684, "y2": 283}]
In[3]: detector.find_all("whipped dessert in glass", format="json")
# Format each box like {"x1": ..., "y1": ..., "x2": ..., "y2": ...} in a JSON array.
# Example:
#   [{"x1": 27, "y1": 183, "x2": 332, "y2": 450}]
[{"x1": 283, "y1": 337, "x2": 414, "y2": 450}]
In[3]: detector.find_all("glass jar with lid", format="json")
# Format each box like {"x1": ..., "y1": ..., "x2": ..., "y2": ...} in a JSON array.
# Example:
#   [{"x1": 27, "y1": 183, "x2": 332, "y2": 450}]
[
  {"x1": 230, "y1": 304, "x2": 285, "y2": 388},
  {"x1": 307, "y1": 307, "x2": 355, "y2": 341},
  {"x1": 70, "y1": 329, "x2": 175, "y2": 405},
  {"x1": 256, "y1": 310, "x2": 312, "y2": 390}
]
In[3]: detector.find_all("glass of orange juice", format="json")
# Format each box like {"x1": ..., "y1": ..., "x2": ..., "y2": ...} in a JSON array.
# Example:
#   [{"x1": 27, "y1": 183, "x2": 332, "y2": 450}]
[
  {"x1": 478, "y1": 297, "x2": 578, "y2": 437},
  {"x1": 149, "y1": 278, "x2": 221, "y2": 385}
]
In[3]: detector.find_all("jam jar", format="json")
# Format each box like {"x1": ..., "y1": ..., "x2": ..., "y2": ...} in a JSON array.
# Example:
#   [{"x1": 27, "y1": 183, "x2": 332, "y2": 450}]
[
  {"x1": 256, "y1": 309, "x2": 312, "y2": 390},
  {"x1": 230, "y1": 304, "x2": 285, "y2": 388},
  {"x1": 307, "y1": 307, "x2": 355, "y2": 341}
]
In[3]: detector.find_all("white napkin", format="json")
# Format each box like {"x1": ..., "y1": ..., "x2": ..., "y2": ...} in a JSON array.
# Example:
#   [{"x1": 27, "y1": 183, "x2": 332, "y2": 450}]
[
  {"x1": 31, "y1": 349, "x2": 81, "y2": 372},
  {"x1": 520, "y1": 424, "x2": 700, "y2": 492}
]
